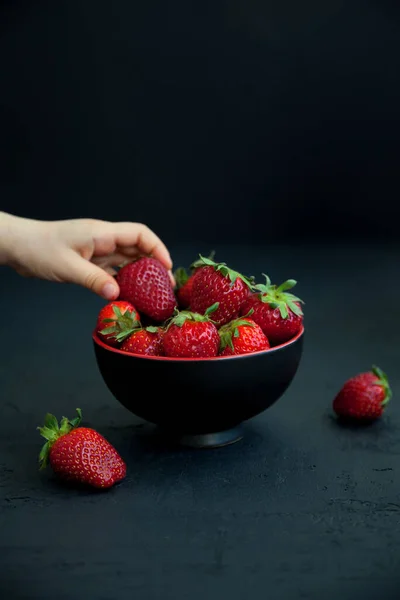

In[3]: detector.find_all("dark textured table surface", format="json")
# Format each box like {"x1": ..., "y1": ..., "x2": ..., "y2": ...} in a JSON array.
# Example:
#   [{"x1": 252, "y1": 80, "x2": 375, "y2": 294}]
[{"x1": 1, "y1": 241, "x2": 400, "y2": 600}]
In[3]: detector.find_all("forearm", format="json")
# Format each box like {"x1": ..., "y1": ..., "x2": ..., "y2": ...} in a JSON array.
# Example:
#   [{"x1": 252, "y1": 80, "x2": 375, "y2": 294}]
[{"x1": 0, "y1": 211, "x2": 18, "y2": 266}]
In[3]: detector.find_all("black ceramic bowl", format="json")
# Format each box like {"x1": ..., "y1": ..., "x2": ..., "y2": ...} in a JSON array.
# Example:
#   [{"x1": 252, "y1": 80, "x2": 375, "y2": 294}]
[{"x1": 92, "y1": 326, "x2": 304, "y2": 448}]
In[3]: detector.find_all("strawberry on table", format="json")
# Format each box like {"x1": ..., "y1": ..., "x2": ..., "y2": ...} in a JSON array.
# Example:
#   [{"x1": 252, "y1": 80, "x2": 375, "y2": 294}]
[
  {"x1": 190, "y1": 255, "x2": 254, "y2": 327},
  {"x1": 38, "y1": 409, "x2": 126, "y2": 489},
  {"x1": 240, "y1": 274, "x2": 303, "y2": 346},
  {"x1": 333, "y1": 365, "x2": 392, "y2": 422},
  {"x1": 120, "y1": 325, "x2": 165, "y2": 356},
  {"x1": 219, "y1": 316, "x2": 270, "y2": 356},
  {"x1": 163, "y1": 303, "x2": 220, "y2": 358},
  {"x1": 96, "y1": 300, "x2": 141, "y2": 347},
  {"x1": 116, "y1": 256, "x2": 177, "y2": 323}
]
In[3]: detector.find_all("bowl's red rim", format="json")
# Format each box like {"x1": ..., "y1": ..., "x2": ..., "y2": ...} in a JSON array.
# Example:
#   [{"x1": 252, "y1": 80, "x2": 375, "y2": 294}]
[{"x1": 92, "y1": 324, "x2": 304, "y2": 362}]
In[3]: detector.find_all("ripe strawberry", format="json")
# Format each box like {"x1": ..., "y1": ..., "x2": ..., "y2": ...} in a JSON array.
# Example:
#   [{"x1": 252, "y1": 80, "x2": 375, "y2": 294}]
[
  {"x1": 162, "y1": 303, "x2": 220, "y2": 358},
  {"x1": 333, "y1": 366, "x2": 392, "y2": 421},
  {"x1": 190, "y1": 255, "x2": 254, "y2": 327},
  {"x1": 96, "y1": 300, "x2": 141, "y2": 347},
  {"x1": 120, "y1": 325, "x2": 165, "y2": 356},
  {"x1": 38, "y1": 409, "x2": 126, "y2": 489},
  {"x1": 116, "y1": 257, "x2": 177, "y2": 323},
  {"x1": 174, "y1": 267, "x2": 195, "y2": 310},
  {"x1": 240, "y1": 274, "x2": 304, "y2": 346},
  {"x1": 219, "y1": 316, "x2": 270, "y2": 356},
  {"x1": 174, "y1": 252, "x2": 216, "y2": 310}
]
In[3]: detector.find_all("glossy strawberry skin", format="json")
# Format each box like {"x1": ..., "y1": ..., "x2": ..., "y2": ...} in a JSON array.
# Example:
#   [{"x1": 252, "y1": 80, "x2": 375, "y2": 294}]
[
  {"x1": 163, "y1": 320, "x2": 220, "y2": 358},
  {"x1": 116, "y1": 257, "x2": 177, "y2": 323},
  {"x1": 120, "y1": 328, "x2": 165, "y2": 356},
  {"x1": 219, "y1": 318, "x2": 270, "y2": 356},
  {"x1": 49, "y1": 427, "x2": 127, "y2": 489},
  {"x1": 333, "y1": 370, "x2": 390, "y2": 421},
  {"x1": 96, "y1": 300, "x2": 139, "y2": 347},
  {"x1": 240, "y1": 294, "x2": 302, "y2": 346},
  {"x1": 190, "y1": 266, "x2": 251, "y2": 327}
]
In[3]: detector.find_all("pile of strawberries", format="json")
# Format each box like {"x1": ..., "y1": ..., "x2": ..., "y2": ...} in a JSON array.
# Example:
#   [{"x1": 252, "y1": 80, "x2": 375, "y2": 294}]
[{"x1": 94, "y1": 254, "x2": 305, "y2": 358}]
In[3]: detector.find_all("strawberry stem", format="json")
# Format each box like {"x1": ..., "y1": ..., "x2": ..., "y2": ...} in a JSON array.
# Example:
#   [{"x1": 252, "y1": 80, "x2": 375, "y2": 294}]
[{"x1": 37, "y1": 408, "x2": 82, "y2": 470}]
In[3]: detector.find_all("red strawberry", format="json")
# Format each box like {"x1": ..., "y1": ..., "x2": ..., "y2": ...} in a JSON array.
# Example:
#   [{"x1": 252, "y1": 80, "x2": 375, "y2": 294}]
[
  {"x1": 174, "y1": 267, "x2": 195, "y2": 310},
  {"x1": 333, "y1": 366, "x2": 392, "y2": 421},
  {"x1": 219, "y1": 316, "x2": 270, "y2": 356},
  {"x1": 162, "y1": 303, "x2": 220, "y2": 358},
  {"x1": 190, "y1": 255, "x2": 254, "y2": 327},
  {"x1": 38, "y1": 409, "x2": 126, "y2": 489},
  {"x1": 120, "y1": 325, "x2": 165, "y2": 356},
  {"x1": 240, "y1": 274, "x2": 304, "y2": 346},
  {"x1": 116, "y1": 257, "x2": 177, "y2": 323},
  {"x1": 174, "y1": 252, "x2": 216, "y2": 310},
  {"x1": 96, "y1": 300, "x2": 141, "y2": 347}
]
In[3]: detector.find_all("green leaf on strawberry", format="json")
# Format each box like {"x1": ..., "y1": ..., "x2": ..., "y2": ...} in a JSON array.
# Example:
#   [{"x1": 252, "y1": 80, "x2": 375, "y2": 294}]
[
  {"x1": 37, "y1": 408, "x2": 82, "y2": 470},
  {"x1": 195, "y1": 255, "x2": 255, "y2": 289},
  {"x1": 372, "y1": 365, "x2": 392, "y2": 405},
  {"x1": 253, "y1": 274, "x2": 304, "y2": 319}
]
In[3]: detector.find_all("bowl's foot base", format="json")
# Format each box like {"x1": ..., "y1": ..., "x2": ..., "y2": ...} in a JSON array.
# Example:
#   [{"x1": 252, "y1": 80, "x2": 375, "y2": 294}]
[{"x1": 167, "y1": 426, "x2": 244, "y2": 449}]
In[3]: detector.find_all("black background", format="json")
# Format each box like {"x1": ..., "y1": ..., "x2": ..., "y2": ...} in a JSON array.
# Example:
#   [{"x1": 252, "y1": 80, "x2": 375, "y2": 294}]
[
  {"x1": 2, "y1": 3, "x2": 400, "y2": 600},
  {"x1": 1, "y1": 0, "x2": 400, "y2": 244}
]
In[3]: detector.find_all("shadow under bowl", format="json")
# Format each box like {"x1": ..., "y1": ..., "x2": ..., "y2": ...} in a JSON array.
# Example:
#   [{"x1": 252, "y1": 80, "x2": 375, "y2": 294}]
[{"x1": 92, "y1": 326, "x2": 304, "y2": 448}]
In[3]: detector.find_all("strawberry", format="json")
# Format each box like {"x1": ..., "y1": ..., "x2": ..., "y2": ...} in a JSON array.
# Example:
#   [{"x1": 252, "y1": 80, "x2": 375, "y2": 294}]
[
  {"x1": 190, "y1": 255, "x2": 254, "y2": 327},
  {"x1": 96, "y1": 300, "x2": 141, "y2": 347},
  {"x1": 174, "y1": 252, "x2": 215, "y2": 310},
  {"x1": 333, "y1": 366, "x2": 392, "y2": 421},
  {"x1": 240, "y1": 274, "x2": 304, "y2": 346},
  {"x1": 38, "y1": 409, "x2": 126, "y2": 489},
  {"x1": 120, "y1": 325, "x2": 165, "y2": 356},
  {"x1": 174, "y1": 266, "x2": 195, "y2": 310},
  {"x1": 116, "y1": 257, "x2": 177, "y2": 323},
  {"x1": 219, "y1": 316, "x2": 270, "y2": 356},
  {"x1": 162, "y1": 303, "x2": 220, "y2": 358}
]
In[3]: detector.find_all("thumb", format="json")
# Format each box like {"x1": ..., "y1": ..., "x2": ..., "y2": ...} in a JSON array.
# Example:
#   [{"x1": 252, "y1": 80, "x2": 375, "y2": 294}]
[{"x1": 65, "y1": 254, "x2": 120, "y2": 300}]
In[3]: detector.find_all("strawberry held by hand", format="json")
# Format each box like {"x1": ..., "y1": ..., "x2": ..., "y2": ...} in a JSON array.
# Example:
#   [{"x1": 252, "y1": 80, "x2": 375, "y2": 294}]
[
  {"x1": 163, "y1": 303, "x2": 220, "y2": 358},
  {"x1": 120, "y1": 325, "x2": 165, "y2": 356},
  {"x1": 333, "y1": 366, "x2": 392, "y2": 422},
  {"x1": 190, "y1": 255, "x2": 254, "y2": 327},
  {"x1": 219, "y1": 315, "x2": 270, "y2": 356},
  {"x1": 116, "y1": 257, "x2": 177, "y2": 323},
  {"x1": 96, "y1": 300, "x2": 141, "y2": 347},
  {"x1": 240, "y1": 274, "x2": 303, "y2": 346},
  {"x1": 38, "y1": 409, "x2": 127, "y2": 489}
]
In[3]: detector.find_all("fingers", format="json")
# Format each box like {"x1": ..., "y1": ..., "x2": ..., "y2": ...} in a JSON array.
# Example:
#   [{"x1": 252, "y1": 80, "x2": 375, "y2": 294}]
[
  {"x1": 112, "y1": 222, "x2": 173, "y2": 270},
  {"x1": 62, "y1": 250, "x2": 120, "y2": 300}
]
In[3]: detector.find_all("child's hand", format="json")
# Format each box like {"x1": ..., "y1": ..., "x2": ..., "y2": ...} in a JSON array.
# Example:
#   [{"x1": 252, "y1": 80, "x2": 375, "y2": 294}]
[{"x1": 0, "y1": 212, "x2": 173, "y2": 300}]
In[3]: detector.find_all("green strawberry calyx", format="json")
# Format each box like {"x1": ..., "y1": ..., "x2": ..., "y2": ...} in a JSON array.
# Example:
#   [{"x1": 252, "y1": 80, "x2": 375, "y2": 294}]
[
  {"x1": 189, "y1": 250, "x2": 216, "y2": 272},
  {"x1": 194, "y1": 255, "x2": 255, "y2": 289},
  {"x1": 371, "y1": 365, "x2": 392, "y2": 406},
  {"x1": 173, "y1": 266, "x2": 190, "y2": 290},
  {"x1": 100, "y1": 305, "x2": 141, "y2": 343},
  {"x1": 218, "y1": 310, "x2": 255, "y2": 352},
  {"x1": 165, "y1": 302, "x2": 220, "y2": 330},
  {"x1": 37, "y1": 408, "x2": 82, "y2": 470},
  {"x1": 253, "y1": 274, "x2": 304, "y2": 319}
]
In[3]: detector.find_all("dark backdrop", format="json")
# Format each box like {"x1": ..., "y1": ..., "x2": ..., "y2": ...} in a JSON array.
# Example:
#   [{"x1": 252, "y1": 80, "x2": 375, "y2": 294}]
[{"x1": 1, "y1": 0, "x2": 400, "y2": 246}]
